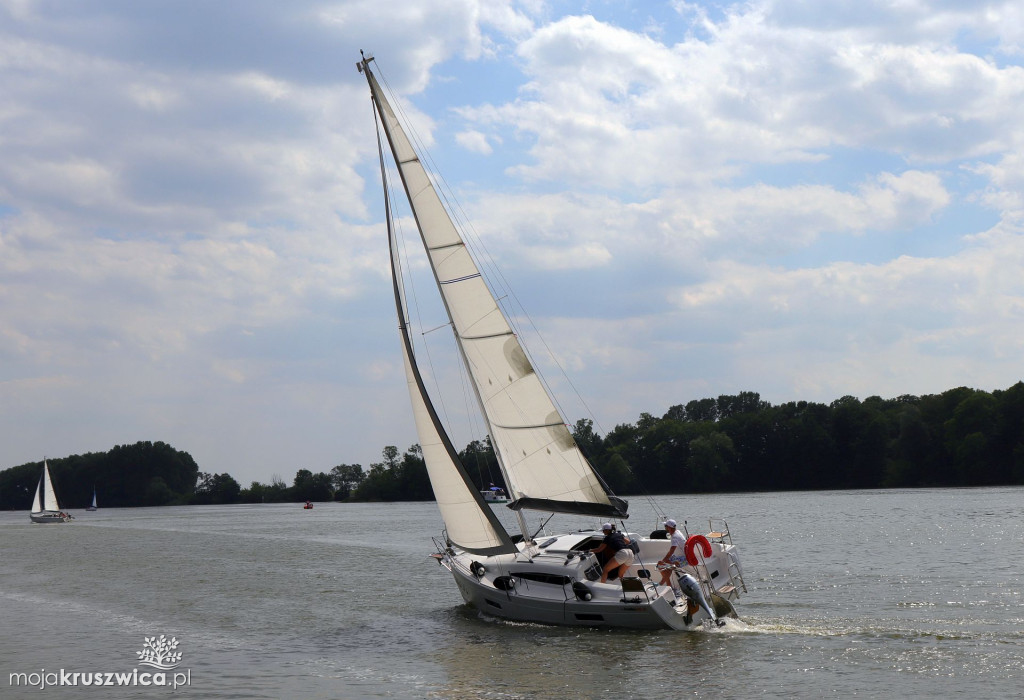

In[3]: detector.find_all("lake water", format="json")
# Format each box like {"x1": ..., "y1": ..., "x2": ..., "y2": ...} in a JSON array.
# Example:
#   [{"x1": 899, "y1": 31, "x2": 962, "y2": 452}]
[{"x1": 1, "y1": 487, "x2": 1021, "y2": 699}]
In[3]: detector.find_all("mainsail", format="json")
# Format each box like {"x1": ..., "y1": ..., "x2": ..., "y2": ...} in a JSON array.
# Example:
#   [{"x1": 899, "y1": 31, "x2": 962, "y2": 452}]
[{"x1": 359, "y1": 54, "x2": 627, "y2": 524}]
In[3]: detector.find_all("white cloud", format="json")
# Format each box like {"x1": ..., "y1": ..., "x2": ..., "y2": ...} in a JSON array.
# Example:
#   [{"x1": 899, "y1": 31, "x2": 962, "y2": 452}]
[
  {"x1": 455, "y1": 129, "x2": 494, "y2": 154},
  {"x1": 663, "y1": 216, "x2": 1024, "y2": 399},
  {"x1": 460, "y1": 169, "x2": 950, "y2": 275},
  {"x1": 451, "y1": 8, "x2": 1024, "y2": 195}
]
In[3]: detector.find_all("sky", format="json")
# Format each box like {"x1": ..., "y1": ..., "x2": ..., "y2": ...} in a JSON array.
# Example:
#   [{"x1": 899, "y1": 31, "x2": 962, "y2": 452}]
[{"x1": 2, "y1": 0, "x2": 1022, "y2": 486}]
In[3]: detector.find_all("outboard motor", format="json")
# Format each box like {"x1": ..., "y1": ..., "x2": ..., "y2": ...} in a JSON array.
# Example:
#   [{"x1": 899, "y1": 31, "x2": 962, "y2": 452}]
[{"x1": 678, "y1": 573, "x2": 718, "y2": 623}]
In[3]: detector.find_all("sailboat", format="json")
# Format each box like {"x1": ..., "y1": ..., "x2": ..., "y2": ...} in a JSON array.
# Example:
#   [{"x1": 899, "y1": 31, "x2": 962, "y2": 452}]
[
  {"x1": 86, "y1": 485, "x2": 98, "y2": 511},
  {"x1": 30, "y1": 460, "x2": 72, "y2": 523},
  {"x1": 481, "y1": 485, "x2": 508, "y2": 504},
  {"x1": 358, "y1": 53, "x2": 746, "y2": 629}
]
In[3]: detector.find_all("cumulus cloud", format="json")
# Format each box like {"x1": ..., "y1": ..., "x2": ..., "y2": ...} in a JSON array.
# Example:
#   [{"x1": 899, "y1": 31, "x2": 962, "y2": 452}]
[
  {"x1": 453, "y1": 7, "x2": 1024, "y2": 195},
  {"x1": 455, "y1": 129, "x2": 494, "y2": 154},
  {"x1": 662, "y1": 215, "x2": 1024, "y2": 398}
]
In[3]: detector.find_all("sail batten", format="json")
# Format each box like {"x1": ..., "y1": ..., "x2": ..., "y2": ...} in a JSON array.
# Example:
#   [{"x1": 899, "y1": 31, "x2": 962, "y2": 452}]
[
  {"x1": 361, "y1": 55, "x2": 627, "y2": 523},
  {"x1": 440, "y1": 273, "x2": 482, "y2": 285},
  {"x1": 462, "y1": 332, "x2": 513, "y2": 342}
]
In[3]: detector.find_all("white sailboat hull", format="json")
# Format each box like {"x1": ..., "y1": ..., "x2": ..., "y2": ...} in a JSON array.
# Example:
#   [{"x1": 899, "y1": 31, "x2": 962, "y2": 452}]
[
  {"x1": 436, "y1": 530, "x2": 742, "y2": 630},
  {"x1": 30, "y1": 511, "x2": 70, "y2": 524}
]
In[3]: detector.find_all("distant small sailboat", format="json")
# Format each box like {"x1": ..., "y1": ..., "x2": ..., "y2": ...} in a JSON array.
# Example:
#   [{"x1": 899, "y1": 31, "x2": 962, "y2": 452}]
[
  {"x1": 30, "y1": 460, "x2": 72, "y2": 524},
  {"x1": 85, "y1": 486, "x2": 98, "y2": 511},
  {"x1": 481, "y1": 485, "x2": 508, "y2": 504}
]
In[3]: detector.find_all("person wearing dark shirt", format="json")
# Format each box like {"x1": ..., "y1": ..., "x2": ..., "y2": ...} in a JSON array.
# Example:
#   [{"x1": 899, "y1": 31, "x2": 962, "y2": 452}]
[{"x1": 593, "y1": 523, "x2": 635, "y2": 583}]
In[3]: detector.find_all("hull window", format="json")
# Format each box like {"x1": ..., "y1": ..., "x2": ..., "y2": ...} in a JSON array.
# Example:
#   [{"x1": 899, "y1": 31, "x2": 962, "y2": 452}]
[{"x1": 511, "y1": 572, "x2": 572, "y2": 586}]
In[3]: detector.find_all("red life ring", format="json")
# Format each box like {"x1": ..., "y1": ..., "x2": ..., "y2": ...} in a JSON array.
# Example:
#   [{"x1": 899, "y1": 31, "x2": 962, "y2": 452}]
[{"x1": 684, "y1": 535, "x2": 712, "y2": 566}]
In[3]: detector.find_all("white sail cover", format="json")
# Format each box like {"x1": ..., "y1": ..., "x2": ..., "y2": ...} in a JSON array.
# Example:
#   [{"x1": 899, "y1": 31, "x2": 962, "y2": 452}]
[
  {"x1": 362, "y1": 58, "x2": 625, "y2": 519},
  {"x1": 31, "y1": 461, "x2": 60, "y2": 513}
]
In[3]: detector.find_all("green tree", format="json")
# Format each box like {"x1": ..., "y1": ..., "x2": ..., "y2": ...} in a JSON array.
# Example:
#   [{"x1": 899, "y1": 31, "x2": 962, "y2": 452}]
[
  {"x1": 685, "y1": 398, "x2": 718, "y2": 423},
  {"x1": 330, "y1": 464, "x2": 365, "y2": 500},
  {"x1": 193, "y1": 472, "x2": 241, "y2": 504},
  {"x1": 687, "y1": 432, "x2": 735, "y2": 492},
  {"x1": 600, "y1": 452, "x2": 635, "y2": 494},
  {"x1": 352, "y1": 446, "x2": 402, "y2": 501},
  {"x1": 460, "y1": 438, "x2": 500, "y2": 491},
  {"x1": 291, "y1": 469, "x2": 334, "y2": 501},
  {"x1": 352, "y1": 445, "x2": 433, "y2": 501},
  {"x1": 572, "y1": 419, "x2": 604, "y2": 461},
  {"x1": 144, "y1": 476, "x2": 174, "y2": 506}
]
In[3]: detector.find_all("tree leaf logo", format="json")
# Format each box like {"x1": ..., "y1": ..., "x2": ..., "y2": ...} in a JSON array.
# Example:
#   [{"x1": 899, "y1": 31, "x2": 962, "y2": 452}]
[{"x1": 135, "y1": 635, "x2": 183, "y2": 670}]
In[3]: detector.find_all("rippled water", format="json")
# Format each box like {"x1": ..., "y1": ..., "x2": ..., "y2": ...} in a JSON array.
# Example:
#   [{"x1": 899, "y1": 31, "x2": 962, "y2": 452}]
[{"x1": 1, "y1": 487, "x2": 1021, "y2": 698}]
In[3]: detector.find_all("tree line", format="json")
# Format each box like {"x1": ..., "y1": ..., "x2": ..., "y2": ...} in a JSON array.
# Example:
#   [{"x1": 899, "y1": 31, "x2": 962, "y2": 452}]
[
  {"x1": 0, "y1": 441, "x2": 199, "y2": 510},
  {"x1": 334, "y1": 381, "x2": 1024, "y2": 501},
  {"x1": 3, "y1": 382, "x2": 1021, "y2": 509},
  {"x1": 583, "y1": 382, "x2": 1024, "y2": 494}
]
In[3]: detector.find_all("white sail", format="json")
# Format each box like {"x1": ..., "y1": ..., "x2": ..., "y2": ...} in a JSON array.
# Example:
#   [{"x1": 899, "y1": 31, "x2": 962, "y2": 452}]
[
  {"x1": 399, "y1": 319, "x2": 515, "y2": 554},
  {"x1": 32, "y1": 460, "x2": 60, "y2": 513},
  {"x1": 361, "y1": 56, "x2": 625, "y2": 519},
  {"x1": 31, "y1": 475, "x2": 42, "y2": 513},
  {"x1": 91, "y1": 488, "x2": 97, "y2": 509}
]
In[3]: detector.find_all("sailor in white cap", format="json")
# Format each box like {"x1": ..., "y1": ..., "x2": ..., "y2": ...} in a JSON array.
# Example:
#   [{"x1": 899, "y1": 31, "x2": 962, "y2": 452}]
[{"x1": 657, "y1": 519, "x2": 687, "y2": 590}]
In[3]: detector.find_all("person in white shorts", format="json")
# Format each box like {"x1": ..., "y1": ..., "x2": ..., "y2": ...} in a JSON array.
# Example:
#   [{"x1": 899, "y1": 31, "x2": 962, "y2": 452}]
[
  {"x1": 594, "y1": 523, "x2": 635, "y2": 583},
  {"x1": 657, "y1": 519, "x2": 688, "y2": 588}
]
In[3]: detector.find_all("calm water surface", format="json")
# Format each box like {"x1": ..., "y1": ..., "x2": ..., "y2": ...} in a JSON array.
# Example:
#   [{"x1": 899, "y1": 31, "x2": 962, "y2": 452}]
[{"x1": 1, "y1": 487, "x2": 1021, "y2": 698}]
